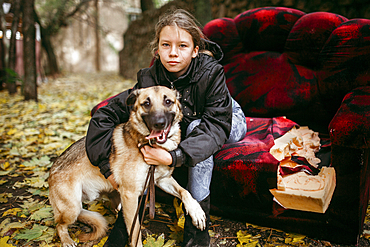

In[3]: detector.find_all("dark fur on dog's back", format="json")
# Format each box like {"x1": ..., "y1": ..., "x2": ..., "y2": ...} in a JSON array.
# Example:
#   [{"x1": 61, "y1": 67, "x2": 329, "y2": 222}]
[{"x1": 50, "y1": 137, "x2": 86, "y2": 173}]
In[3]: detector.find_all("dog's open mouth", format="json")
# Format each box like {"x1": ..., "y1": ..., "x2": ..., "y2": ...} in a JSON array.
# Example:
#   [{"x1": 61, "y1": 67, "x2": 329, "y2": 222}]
[{"x1": 145, "y1": 124, "x2": 171, "y2": 144}]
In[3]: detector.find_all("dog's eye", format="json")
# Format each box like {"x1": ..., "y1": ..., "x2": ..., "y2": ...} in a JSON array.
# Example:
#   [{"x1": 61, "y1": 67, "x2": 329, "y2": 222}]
[
  {"x1": 164, "y1": 99, "x2": 173, "y2": 106},
  {"x1": 142, "y1": 99, "x2": 151, "y2": 108}
]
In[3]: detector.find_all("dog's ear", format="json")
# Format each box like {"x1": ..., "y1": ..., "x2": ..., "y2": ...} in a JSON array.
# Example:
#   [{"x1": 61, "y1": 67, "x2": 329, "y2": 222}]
[
  {"x1": 173, "y1": 89, "x2": 181, "y2": 101},
  {"x1": 126, "y1": 89, "x2": 140, "y2": 106}
]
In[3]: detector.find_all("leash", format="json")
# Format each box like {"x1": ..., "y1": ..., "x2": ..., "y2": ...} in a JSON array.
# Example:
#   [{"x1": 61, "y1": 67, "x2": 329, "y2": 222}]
[{"x1": 129, "y1": 165, "x2": 156, "y2": 247}]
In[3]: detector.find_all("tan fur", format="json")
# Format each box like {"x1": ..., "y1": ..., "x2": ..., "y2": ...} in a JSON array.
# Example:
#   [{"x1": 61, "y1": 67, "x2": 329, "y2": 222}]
[{"x1": 48, "y1": 86, "x2": 206, "y2": 247}]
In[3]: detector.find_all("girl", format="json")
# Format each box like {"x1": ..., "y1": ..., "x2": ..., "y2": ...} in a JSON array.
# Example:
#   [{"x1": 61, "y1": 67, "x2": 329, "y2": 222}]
[{"x1": 86, "y1": 9, "x2": 246, "y2": 247}]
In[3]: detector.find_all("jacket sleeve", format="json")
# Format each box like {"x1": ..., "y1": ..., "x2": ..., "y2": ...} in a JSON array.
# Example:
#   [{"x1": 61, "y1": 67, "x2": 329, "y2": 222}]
[
  {"x1": 85, "y1": 88, "x2": 134, "y2": 178},
  {"x1": 172, "y1": 64, "x2": 232, "y2": 167}
]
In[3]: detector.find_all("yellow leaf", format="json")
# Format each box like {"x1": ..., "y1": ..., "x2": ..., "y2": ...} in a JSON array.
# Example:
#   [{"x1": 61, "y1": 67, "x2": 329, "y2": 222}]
[
  {"x1": 0, "y1": 221, "x2": 27, "y2": 236},
  {"x1": 6, "y1": 128, "x2": 17, "y2": 136},
  {"x1": 43, "y1": 129, "x2": 56, "y2": 136},
  {"x1": 38, "y1": 103, "x2": 47, "y2": 111},
  {"x1": 2, "y1": 208, "x2": 22, "y2": 217},
  {"x1": 285, "y1": 233, "x2": 305, "y2": 244},
  {"x1": 177, "y1": 214, "x2": 185, "y2": 229},
  {"x1": 0, "y1": 162, "x2": 10, "y2": 170},
  {"x1": 0, "y1": 193, "x2": 12, "y2": 203},
  {"x1": 93, "y1": 236, "x2": 108, "y2": 247},
  {"x1": 173, "y1": 198, "x2": 185, "y2": 229},
  {"x1": 237, "y1": 230, "x2": 252, "y2": 244},
  {"x1": 0, "y1": 236, "x2": 16, "y2": 247},
  {"x1": 88, "y1": 201, "x2": 107, "y2": 215},
  {"x1": 0, "y1": 218, "x2": 11, "y2": 231},
  {"x1": 173, "y1": 198, "x2": 183, "y2": 218},
  {"x1": 163, "y1": 239, "x2": 176, "y2": 247},
  {"x1": 236, "y1": 230, "x2": 259, "y2": 247}
]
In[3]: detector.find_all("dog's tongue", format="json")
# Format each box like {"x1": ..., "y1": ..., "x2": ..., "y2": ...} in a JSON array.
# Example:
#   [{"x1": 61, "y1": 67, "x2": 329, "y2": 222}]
[
  {"x1": 146, "y1": 130, "x2": 164, "y2": 140},
  {"x1": 146, "y1": 125, "x2": 171, "y2": 144}
]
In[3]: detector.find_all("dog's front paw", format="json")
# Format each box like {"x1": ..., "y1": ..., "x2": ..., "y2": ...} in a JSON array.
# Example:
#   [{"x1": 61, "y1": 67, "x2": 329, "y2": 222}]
[
  {"x1": 187, "y1": 201, "x2": 207, "y2": 231},
  {"x1": 62, "y1": 240, "x2": 77, "y2": 247}
]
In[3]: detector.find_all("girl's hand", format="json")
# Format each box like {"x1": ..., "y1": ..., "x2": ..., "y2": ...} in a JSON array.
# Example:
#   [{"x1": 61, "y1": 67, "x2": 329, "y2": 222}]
[{"x1": 140, "y1": 144, "x2": 172, "y2": 166}]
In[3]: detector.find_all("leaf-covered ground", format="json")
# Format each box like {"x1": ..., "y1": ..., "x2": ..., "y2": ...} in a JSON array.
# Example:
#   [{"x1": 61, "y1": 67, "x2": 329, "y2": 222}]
[{"x1": 0, "y1": 72, "x2": 369, "y2": 247}]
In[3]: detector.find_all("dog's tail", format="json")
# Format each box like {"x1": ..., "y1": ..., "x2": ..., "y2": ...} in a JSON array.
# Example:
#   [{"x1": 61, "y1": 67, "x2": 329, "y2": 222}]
[{"x1": 77, "y1": 209, "x2": 108, "y2": 242}]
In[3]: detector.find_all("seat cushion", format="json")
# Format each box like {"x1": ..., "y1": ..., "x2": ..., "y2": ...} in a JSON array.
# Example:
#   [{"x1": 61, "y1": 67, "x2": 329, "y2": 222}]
[{"x1": 212, "y1": 116, "x2": 297, "y2": 208}]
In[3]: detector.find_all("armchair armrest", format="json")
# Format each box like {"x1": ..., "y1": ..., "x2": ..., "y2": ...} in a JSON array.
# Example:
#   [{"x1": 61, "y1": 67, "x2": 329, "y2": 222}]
[
  {"x1": 327, "y1": 86, "x2": 370, "y2": 242},
  {"x1": 329, "y1": 86, "x2": 370, "y2": 149}
]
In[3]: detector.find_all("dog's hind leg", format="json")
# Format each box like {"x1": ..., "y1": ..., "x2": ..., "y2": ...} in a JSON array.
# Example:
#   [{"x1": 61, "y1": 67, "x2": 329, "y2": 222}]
[
  {"x1": 50, "y1": 190, "x2": 81, "y2": 247},
  {"x1": 156, "y1": 177, "x2": 207, "y2": 231},
  {"x1": 54, "y1": 207, "x2": 80, "y2": 247},
  {"x1": 120, "y1": 192, "x2": 143, "y2": 247}
]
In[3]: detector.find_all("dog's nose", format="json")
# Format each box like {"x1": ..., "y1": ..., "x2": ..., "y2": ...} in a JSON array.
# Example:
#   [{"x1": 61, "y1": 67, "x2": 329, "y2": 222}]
[{"x1": 153, "y1": 116, "x2": 166, "y2": 130}]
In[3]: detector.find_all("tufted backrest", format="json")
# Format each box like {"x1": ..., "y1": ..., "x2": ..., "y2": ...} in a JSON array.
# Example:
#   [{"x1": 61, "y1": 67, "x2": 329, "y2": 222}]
[{"x1": 203, "y1": 7, "x2": 370, "y2": 133}]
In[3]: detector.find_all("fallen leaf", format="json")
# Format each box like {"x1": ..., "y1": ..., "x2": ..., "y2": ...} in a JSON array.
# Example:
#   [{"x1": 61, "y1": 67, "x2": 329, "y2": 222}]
[
  {"x1": 0, "y1": 221, "x2": 27, "y2": 237},
  {"x1": 0, "y1": 236, "x2": 16, "y2": 247},
  {"x1": 143, "y1": 234, "x2": 165, "y2": 247},
  {"x1": 14, "y1": 224, "x2": 48, "y2": 241},
  {"x1": 0, "y1": 193, "x2": 12, "y2": 203},
  {"x1": 30, "y1": 206, "x2": 53, "y2": 221},
  {"x1": 88, "y1": 201, "x2": 108, "y2": 215},
  {"x1": 285, "y1": 232, "x2": 306, "y2": 244},
  {"x1": 236, "y1": 230, "x2": 259, "y2": 247},
  {"x1": 0, "y1": 179, "x2": 8, "y2": 185},
  {"x1": 93, "y1": 236, "x2": 108, "y2": 247},
  {"x1": 2, "y1": 208, "x2": 22, "y2": 217}
]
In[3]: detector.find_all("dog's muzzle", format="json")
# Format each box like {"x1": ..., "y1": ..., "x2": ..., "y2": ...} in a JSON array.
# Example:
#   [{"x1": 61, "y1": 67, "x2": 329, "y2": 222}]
[{"x1": 143, "y1": 111, "x2": 175, "y2": 144}]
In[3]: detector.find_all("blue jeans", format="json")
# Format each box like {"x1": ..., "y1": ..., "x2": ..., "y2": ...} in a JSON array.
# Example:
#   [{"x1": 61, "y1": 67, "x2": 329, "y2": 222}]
[{"x1": 187, "y1": 98, "x2": 247, "y2": 201}]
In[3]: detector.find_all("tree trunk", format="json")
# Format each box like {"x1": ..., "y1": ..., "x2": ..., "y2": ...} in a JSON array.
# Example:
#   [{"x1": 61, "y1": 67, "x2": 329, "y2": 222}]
[
  {"x1": 94, "y1": 0, "x2": 100, "y2": 72},
  {"x1": 0, "y1": 0, "x2": 6, "y2": 91},
  {"x1": 141, "y1": 0, "x2": 154, "y2": 13},
  {"x1": 34, "y1": 11, "x2": 60, "y2": 77},
  {"x1": 40, "y1": 25, "x2": 59, "y2": 76},
  {"x1": 194, "y1": 0, "x2": 212, "y2": 26},
  {"x1": 8, "y1": 0, "x2": 21, "y2": 94},
  {"x1": 23, "y1": 0, "x2": 37, "y2": 101}
]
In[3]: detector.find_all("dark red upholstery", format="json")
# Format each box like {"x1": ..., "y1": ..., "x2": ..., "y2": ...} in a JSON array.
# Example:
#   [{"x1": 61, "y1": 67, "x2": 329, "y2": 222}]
[{"x1": 203, "y1": 7, "x2": 370, "y2": 244}]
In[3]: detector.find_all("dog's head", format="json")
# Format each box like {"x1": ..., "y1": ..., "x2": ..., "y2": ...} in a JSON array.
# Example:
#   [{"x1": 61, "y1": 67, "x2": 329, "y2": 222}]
[{"x1": 127, "y1": 86, "x2": 182, "y2": 144}]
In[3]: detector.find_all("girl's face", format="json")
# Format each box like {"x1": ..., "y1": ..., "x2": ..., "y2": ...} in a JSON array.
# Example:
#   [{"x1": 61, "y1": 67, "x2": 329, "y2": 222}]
[{"x1": 158, "y1": 25, "x2": 199, "y2": 78}]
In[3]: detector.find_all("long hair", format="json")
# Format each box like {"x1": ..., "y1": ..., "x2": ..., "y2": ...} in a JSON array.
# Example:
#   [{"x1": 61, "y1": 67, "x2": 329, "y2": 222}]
[{"x1": 150, "y1": 9, "x2": 207, "y2": 58}]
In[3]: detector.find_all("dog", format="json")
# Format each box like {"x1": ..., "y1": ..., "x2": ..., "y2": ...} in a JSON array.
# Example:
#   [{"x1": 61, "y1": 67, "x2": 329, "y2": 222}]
[{"x1": 48, "y1": 86, "x2": 206, "y2": 247}]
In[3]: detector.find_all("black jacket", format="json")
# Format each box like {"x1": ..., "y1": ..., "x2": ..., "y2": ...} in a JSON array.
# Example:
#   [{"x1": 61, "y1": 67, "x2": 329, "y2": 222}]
[{"x1": 85, "y1": 41, "x2": 232, "y2": 179}]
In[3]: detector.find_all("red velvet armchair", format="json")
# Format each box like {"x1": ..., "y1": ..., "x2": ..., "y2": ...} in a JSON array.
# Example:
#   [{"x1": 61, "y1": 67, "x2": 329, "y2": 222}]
[{"x1": 201, "y1": 7, "x2": 370, "y2": 244}]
